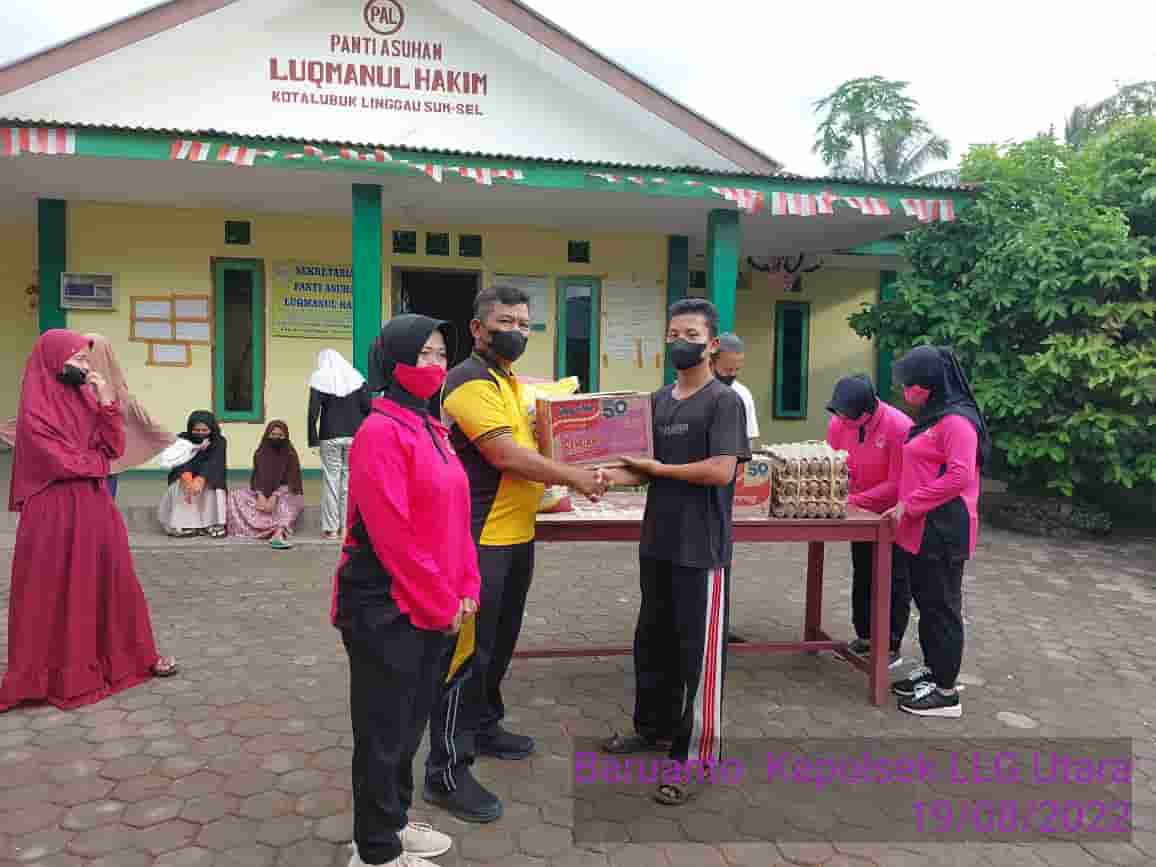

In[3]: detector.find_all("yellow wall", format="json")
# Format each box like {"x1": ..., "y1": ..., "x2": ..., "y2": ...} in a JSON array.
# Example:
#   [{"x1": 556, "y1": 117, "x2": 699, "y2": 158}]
[
  {"x1": 735, "y1": 265, "x2": 878, "y2": 443},
  {"x1": 0, "y1": 223, "x2": 40, "y2": 419},
  {"x1": 64, "y1": 202, "x2": 667, "y2": 468}
]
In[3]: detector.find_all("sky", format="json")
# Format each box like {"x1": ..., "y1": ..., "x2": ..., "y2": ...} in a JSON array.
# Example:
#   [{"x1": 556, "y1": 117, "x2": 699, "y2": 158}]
[{"x1": 2, "y1": 0, "x2": 1154, "y2": 177}]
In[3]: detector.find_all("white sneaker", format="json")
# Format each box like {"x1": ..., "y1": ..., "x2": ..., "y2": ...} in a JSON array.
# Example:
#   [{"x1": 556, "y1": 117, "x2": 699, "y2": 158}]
[
  {"x1": 348, "y1": 849, "x2": 441, "y2": 867},
  {"x1": 348, "y1": 822, "x2": 452, "y2": 862}
]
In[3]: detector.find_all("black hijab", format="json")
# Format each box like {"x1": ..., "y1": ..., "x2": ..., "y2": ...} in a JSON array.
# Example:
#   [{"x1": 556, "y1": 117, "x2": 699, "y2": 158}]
[
  {"x1": 169, "y1": 409, "x2": 228, "y2": 489},
  {"x1": 827, "y1": 374, "x2": 879, "y2": 442},
  {"x1": 893, "y1": 345, "x2": 992, "y2": 467},
  {"x1": 367, "y1": 314, "x2": 452, "y2": 414}
]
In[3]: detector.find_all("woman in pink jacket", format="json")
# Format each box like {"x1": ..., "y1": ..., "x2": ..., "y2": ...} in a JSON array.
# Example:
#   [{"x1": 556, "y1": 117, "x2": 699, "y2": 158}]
[
  {"x1": 826, "y1": 374, "x2": 913, "y2": 668},
  {"x1": 883, "y1": 346, "x2": 991, "y2": 720},
  {"x1": 333, "y1": 314, "x2": 481, "y2": 867}
]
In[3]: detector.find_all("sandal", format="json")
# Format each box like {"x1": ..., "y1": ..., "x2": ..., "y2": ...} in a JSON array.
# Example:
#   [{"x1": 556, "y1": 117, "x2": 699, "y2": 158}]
[
  {"x1": 271, "y1": 537, "x2": 294, "y2": 550},
  {"x1": 653, "y1": 780, "x2": 701, "y2": 806},
  {"x1": 207, "y1": 525, "x2": 227, "y2": 539},
  {"x1": 152, "y1": 656, "x2": 180, "y2": 678},
  {"x1": 167, "y1": 528, "x2": 197, "y2": 538},
  {"x1": 601, "y1": 732, "x2": 672, "y2": 755}
]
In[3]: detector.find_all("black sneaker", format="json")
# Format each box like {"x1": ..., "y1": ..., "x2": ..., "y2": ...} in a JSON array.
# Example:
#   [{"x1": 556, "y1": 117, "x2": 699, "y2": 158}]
[
  {"x1": 423, "y1": 767, "x2": 503, "y2": 823},
  {"x1": 846, "y1": 639, "x2": 904, "y2": 669},
  {"x1": 899, "y1": 682, "x2": 962, "y2": 718},
  {"x1": 727, "y1": 631, "x2": 747, "y2": 643},
  {"x1": 891, "y1": 664, "x2": 933, "y2": 698},
  {"x1": 477, "y1": 726, "x2": 535, "y2": 760}
]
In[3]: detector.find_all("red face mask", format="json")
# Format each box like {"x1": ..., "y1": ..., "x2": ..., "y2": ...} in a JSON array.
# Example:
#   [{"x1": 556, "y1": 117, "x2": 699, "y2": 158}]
[
  {"x1": 393, "y1": 362, "x2": 446, "y2": 400},
  {"x1": 903, "y1": 385, "x2": 932, "y2": 407}
]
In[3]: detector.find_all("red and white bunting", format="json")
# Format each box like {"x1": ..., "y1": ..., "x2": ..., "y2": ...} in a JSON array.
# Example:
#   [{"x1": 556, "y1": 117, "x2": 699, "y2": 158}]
[
  {"x1": 684, "y1": 180, "x2": 703, "y2": 186},
  {"x1": 710, "y1": 187, "x2": 764, "y2": 214},
  {"x1": 285, "y1": 145, "x2": 326, "y2": 160},
  {"x1": 651, "y1": 177, "x2": 669, "y2": 184},
  {"x1": 626, "y1": 176, "x2": 645, "y2": 185},
  {"x1": 1, "y1": 127, "x2": 76, "y2": 157},
  {"x1": 359, "y1": 149, "x2": 392, "y2": 163},
  {"x1": 170, "y1": 140, "x2": 213, "y2": 161},
  {"x1": 769, "y1": 192, "x2": 821, "y2": 216},
  {"x1": 841, "y1": 196, "x2": 891, "y2": 216},
  {"x1": 217, "y1": 145, "x2": 277, "y2": 166},
  {"x1": 450, "y1": 167, "x2": 524, "y2": 185},
  {"x1": 588, "y1": 172, "x2": 621, "y2": 183},
  {"x1": 410, "y1": 163, "x2": 444, "y2": 182},
  {"x1": 323, "y1": 148, "x2": 362, "y2": 161},
  {"x1": 817, "y1": 190, "x2": 836, "y2": 215},
  {"x1": 901, "y1": 198, "x2": 955, "y2": 223}
]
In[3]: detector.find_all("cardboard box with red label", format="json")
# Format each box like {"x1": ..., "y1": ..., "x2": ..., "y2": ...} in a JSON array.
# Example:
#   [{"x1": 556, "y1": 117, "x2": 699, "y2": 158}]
[
  {"x1": 535, "y1": 391, "x2": 653, "y2": 468},
  {"x1": 733, "y1": 455, "x2": 773, "y2": 515}
]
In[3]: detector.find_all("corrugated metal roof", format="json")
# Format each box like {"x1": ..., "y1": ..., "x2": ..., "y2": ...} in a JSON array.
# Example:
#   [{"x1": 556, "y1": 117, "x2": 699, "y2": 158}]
[{"x1": 0, "y1": 116, "x2": 975, "y2": 193}]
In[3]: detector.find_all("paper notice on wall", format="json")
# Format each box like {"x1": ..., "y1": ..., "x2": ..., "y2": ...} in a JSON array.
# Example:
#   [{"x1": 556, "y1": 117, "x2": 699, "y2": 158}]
[
  {"x1": 493, "y1": 274, "x2": 550, "y2": 328},
  {"x1": 602, "y1": 283, "x2": 660, "y2": 367}
]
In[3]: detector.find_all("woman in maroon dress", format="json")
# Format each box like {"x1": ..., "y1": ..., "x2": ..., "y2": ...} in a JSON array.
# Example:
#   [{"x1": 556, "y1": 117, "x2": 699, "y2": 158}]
[{"x1": 1, "y1": 330, "x2": 178, "y2": 713}]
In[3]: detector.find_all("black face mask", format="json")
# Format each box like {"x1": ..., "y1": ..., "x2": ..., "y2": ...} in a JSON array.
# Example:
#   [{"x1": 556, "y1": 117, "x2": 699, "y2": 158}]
[
  {"x1": 58, "y1": 364, "x2": 87, "y2": 387},
  {"x1": 267, "y1": 439, "x2": 287, "y2": 449},
  {"x1": 488, "y1": 329, "x2": 527, "y2": 363},
  {"x1": 187, "y1": 433, "x2": 207, "y2": 444},
  {"x1": 716, "y1": 374, "x2": 737, "y2": 386},
  {"x1": 668, "y1": 339, "x2": 707, "y2": 371}
]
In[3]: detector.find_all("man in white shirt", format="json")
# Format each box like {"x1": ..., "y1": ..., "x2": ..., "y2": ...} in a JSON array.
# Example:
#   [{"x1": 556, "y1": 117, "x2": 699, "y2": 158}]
[
  {"x1": 713, "y1": 333, "x2": 760, "y2": 447},
  {"x1": 712, "y1": 333, "x2": 759, "y2": 643}
]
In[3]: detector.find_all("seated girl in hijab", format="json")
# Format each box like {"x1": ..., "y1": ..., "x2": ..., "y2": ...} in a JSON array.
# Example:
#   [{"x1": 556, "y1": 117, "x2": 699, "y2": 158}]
[
  {"x1": 227, "y1": 420, "x2": 305, "y2": 550},
  {"x1": 883, "y1": 345, "x2": 991, "y2": 720},
  {"x1": 158, "y1": 410, "x2": 228, "y2": 538}
]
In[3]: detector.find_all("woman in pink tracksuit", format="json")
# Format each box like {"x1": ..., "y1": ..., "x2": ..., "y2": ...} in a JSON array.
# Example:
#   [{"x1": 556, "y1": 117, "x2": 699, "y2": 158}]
[
  {"x1": 883, "y1": 346, "x2": 991, "y2": 720},
  {"x1": 826, "y1": 374, "x2": 913, "y2": 668},
  {"x1": 332, "y1": 314, "x2": 481, "y2": 867}
]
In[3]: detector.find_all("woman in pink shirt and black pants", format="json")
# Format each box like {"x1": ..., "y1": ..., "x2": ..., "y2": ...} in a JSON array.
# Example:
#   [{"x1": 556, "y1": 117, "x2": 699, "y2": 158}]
[
  {"x1": 883, "y1": 346, "x2": 991, "y2": 720},
  {"x1": 826, "y1": 374, "x2": 913, "y2": 668},
  {"x1": 333, "y1": 315, "x2": 481, "y2": 867}
]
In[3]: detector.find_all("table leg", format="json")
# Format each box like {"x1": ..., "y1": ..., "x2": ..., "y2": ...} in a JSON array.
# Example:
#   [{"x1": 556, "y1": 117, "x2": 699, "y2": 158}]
[
  {"x1": 804, "y1": 542, "x2": 824, "y2": 645},
  {"x1": 868, "y1": 536, "x2": 893, "y2": 706}
]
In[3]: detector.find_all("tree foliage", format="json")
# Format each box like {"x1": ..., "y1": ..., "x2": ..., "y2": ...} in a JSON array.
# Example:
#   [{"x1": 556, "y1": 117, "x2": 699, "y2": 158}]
[
  {"x1": 813, "y1": 77, "x2": 921, "y2": 181},
  {"x1": 848, "y1": 118, "x2": 1156, "y2": 499},
  {"x1": 1065, "y1": 81, "x2": 1156, "y2": 149}
]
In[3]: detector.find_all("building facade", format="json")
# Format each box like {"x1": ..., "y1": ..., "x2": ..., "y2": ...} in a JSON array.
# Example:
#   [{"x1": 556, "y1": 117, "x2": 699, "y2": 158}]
[{"x1": 0, "y1": 0, "x2": 968, "y2": 471}]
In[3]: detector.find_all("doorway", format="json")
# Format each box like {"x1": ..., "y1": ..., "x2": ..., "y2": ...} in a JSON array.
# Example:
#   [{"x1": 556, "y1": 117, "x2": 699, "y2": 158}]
[
  {"x1": 555, "y1": 277, "x2": 601, "y2": 392},
  {"x1": 392, "y1": 268, "x2": 480, "y2": 369}
]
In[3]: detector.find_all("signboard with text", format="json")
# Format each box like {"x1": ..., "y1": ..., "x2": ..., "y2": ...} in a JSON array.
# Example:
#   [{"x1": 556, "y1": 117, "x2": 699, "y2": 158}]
[{"x1": 270, "y1": 260, "x2": 353, "y2": 340}]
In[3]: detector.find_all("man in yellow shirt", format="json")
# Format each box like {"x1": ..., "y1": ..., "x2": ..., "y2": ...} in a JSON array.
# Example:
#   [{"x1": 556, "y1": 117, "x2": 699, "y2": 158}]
[{"x1": 424, "y1": 284, "x2": 606, "y2": 823}]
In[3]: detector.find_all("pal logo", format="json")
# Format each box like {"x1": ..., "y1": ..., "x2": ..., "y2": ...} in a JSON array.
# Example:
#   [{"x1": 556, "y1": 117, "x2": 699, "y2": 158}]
[{"x1": 364, "y1": 0, "x2": 405, "y2": 36}]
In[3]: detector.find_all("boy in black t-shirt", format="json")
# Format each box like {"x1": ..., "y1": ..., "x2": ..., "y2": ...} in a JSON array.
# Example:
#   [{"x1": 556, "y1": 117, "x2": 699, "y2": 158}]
[{"x1": 598, "y1": 298, "x2": 748, "y2": 806}]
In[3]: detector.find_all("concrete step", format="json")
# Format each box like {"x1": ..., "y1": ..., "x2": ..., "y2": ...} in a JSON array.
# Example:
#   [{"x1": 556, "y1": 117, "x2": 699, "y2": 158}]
[{"x1": 0, "y1": 503, "x2": 329, "y2": 536}]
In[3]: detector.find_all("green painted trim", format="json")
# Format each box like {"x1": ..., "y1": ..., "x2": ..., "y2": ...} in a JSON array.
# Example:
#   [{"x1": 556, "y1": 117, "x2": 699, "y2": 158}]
[
  {"x1": 212, "y1": 258, "x2": 266, "y2": 423},
  {"x1": 664, "y1": 236, "x2": 689, "y2": 385},
  {"x1": 37, "y1": 199, "x2": 67, "y2": 333},
  {"x1": 875, "y1": 271, "x2": 899, "y2": 400},
  {"x1": 706, "y1": 210, "x2": 740, "y2": 334},
  {"x1": 843, "y1": 237, "x2": 903, "y2": 257},
  {"x1": 24, "y1": 124, "x2": 975, "y2": 213},
  {"x1": 555, "y1": 277, "x2": 601, "y2": 391},
  {"x1": 773, "y1": 301, "x2": 810, "y2": 419},
  {"x1": 352, "y1": 184, "x2": 383, "y2": 376},
  {"x1": 120, "y1": 468, "x2": 324, "y2": 481}
]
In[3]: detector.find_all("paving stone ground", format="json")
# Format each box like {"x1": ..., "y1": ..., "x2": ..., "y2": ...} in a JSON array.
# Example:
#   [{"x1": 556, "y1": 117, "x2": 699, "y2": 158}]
[{"x1": 1, "y1": 527, "x2": 1154, "y2": 866}]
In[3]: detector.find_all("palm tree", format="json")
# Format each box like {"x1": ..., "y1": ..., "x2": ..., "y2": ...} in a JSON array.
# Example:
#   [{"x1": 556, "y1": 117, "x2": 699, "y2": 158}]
[
  {"x1": 825, "y1": 120, "x2": 956, "y2": 186},
  {"x1": 1066, "y1": 80, "x2": 1156, "y2": 149}
]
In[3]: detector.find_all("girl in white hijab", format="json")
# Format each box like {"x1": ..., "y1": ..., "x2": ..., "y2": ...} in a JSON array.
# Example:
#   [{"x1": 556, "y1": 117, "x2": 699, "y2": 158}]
[{"x1": 308, "y1": 349, "x2": 372, "y2": 539}]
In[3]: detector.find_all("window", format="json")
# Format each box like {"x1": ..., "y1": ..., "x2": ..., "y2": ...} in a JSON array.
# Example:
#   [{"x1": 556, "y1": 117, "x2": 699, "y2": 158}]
[
  {"x1": 773, "y1": 301, "x2": 809, "y2": 419},
  {"x1": 425, "y1": 232, "x2": 450, "y2": 256},
  {"x1": 224, "y1": 220, "x2": 251, "y2": 245},
  {"x1": 212, "y1": 259, "x2": 264, "y2": 422},
  {"x1": 690, "y1": 270, "x2": 706, "y2": 290},
  {"x1": 459, "y1": 234, "x2": 483, "y2": 258},
  {"x1": 567, "y1": 240, "x2": 591, "y2": 264},
  {"x1": 392, "y1": 230, "x2": 417, "y2": 254},
  {"x1": 555, "y1": 278, "x2": 600, "y2": 392}
]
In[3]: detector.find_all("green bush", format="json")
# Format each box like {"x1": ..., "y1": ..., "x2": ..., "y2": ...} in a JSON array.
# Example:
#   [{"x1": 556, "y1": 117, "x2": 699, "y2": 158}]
[{"x1": 851, "y1": 119, "x2": 1156, "y2": 502}]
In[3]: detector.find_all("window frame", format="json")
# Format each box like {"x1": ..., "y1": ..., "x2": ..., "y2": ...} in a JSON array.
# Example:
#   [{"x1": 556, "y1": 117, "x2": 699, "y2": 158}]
[
  {"x1": 211, "y1": 257, "x2": 266, "y2": 424},
  {"x1": 772, "y1": 300, "x2": 810, "y2": 420},
  {"x1": 555, "y1": 276, "x2": 601, "y2": 392}
]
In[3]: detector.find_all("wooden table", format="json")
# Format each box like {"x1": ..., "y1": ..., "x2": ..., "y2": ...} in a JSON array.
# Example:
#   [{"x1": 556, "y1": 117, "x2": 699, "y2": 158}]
[{"x1": 519, "y1": 494, "x2": 895, "y2": 705}]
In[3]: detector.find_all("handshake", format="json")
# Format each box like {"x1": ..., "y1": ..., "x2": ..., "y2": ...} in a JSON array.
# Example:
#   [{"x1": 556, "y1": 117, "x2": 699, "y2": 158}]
[{"x1": 560, "y1": 466, "x2": 611, "y2": 502}]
